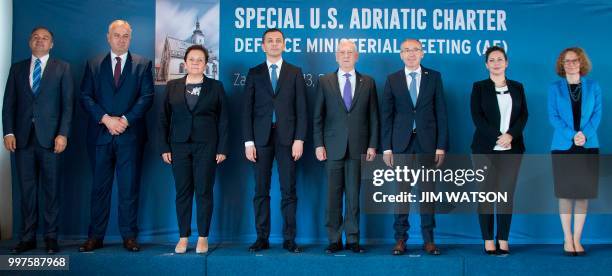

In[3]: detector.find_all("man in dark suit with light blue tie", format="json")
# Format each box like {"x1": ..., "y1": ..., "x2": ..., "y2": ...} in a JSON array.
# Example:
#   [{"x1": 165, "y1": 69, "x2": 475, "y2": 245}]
[
  {"x1": 3, "y1": 27, "x2": 74, "y2": 254},
  {"x1": 79, "y1": 20, "x2": 153, "y2": 252},
  {"x1": 313, "y1": 39, "x2": 379, "y2": 254},
  {"x1": 242, "y1": 28, "x2": 307, "y2": 253},
  {"x1": 381, "y1": 39, "x2": 448, "y2": 256}
]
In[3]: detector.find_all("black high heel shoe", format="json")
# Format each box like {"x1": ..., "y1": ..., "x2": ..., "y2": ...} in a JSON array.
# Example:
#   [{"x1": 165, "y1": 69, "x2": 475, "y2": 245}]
[
  {"x1": 496, "y1": 241, "x2": 510, "y2": 255},
  {"x1": 563, "y1": 241, "x2": 576, "y2": 257},
  {"x1": 484, "y1": 241, "x2": 497, "y2": 255}
]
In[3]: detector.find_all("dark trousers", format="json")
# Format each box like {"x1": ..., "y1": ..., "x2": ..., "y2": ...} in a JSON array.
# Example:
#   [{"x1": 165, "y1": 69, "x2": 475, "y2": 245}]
[
  {"x1": 393, "y1": 133, "x2": 436, "y2": 243},
  {"x1": 253, "y1": 128, "x2": 297, "y2": 241},
  {"x1": 87, "y1": 139, "x2": 143, "y2": 240},
  {"x1": 325, "y1": 151, "x2": 361, "y2": 244},
  {"x1": 473, "y1": 150, "x2": 522, "y2": 241},
  {"x1": 15, "y1": 127, "x2": 60, "y2": 242},
  {"x1": 171, "y1": 142, "x2": 216, "y2": 237}
]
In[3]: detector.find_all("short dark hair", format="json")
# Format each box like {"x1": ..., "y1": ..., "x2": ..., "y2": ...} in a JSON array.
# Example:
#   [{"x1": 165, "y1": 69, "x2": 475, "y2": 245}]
[
  {"x1": 262, "y1": 28, "x2": 284, "y2": 41},
  {"x1": 183, "y1": 44, "x2": 209, "y2": 64},
  {"x1": 484, "y1": 46, "x2": 507, "y2": 62},
  {"x1": 31, "y1": 26, "x2": 54, "y2": 41}
]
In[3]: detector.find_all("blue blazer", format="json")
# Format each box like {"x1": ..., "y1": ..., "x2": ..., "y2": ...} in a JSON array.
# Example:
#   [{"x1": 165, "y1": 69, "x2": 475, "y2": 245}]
[
  {"x1": 80, "y1": 52, "x2": 154, "y2": 145},
  {"x1": 548, "y1": 77, "x2": 602, "y2": 150},
  {"x1": 380, "y1": 66, "x2": 449, "y2": 154},
  {"x1": 2, "y1": 57, "x2": 74, "y2": 149}
]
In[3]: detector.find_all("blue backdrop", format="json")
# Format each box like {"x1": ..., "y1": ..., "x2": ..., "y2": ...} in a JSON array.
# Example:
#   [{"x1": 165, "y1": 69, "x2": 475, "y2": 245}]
[{"x1": 9, "y1": 0, "x2": 612, "y2": 244}]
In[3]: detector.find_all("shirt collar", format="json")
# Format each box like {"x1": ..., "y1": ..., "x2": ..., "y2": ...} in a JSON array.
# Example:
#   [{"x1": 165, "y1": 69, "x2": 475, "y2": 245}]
[
  {"x1": 111, "y1": 51, "x2": 128, "y2": 62},
  {"x1": 404, "y1": 66, "x2": 422, "y2": 76},
  {"x1": 31, "y1": 54, "x2": 50, "y2": 64},
  {"x1": 338, "y1": 68, "x2": 356, "y2": 78},
  {"x1": 266, "y1": 58, "x2": 283, "y2": 69}
]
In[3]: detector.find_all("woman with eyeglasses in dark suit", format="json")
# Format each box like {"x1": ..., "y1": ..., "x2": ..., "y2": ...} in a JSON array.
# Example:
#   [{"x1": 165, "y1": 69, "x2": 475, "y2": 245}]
[
  {"x1": 470, "y1": 46, "x2": 528, "y2": 255},
  {"x1": 548, "y1": 47, "x2": 601, "y2": 257},
  {"x1": 159, "y1": 45, "x2": 229, "y2": 254}
]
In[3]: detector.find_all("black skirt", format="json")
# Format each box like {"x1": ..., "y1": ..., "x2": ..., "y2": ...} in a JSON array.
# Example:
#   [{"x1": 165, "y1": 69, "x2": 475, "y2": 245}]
[{"x1": 551, "y1": 145, "x2": 599, "y2": 199}]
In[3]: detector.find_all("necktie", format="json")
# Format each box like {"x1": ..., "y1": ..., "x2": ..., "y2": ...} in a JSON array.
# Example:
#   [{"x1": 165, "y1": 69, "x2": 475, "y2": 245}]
[
  {"x1": 409, "y1": 72, "x2": 418, "y2": 129},
  {"x1": 114, "y1": 56, "x2": 122, "y2": 87},
  {"x1": 32, "y1": 58, "x2": 41, "y2": 95},
  {"x1": 270, "y1": 64, "x2": 278, "y2": 123},
  {"x1": 343, "y1": 73, "x2": 352, "y2": 110}
]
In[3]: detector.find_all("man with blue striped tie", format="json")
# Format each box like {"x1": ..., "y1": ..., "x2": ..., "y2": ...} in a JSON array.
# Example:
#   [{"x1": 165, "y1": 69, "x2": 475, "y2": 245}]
[{"x1": 3, "y1": 27, "x2": 74, "y2": 254}]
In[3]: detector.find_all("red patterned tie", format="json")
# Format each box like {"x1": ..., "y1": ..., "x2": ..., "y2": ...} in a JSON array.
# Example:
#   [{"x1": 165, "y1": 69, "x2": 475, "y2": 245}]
[{"x1": 114, "y1": 56, "x2": 122, "y2": 87}]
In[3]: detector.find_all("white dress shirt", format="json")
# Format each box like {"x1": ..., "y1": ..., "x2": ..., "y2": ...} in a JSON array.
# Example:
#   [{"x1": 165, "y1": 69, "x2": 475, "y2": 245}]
[
  {"x1": 337, "y1": 68, "x2": 356, "y2": 99},
  {"x1": 29, "y1": 54, "x2": 50, "y2": 88},
  {"x1": 494, "y1": 85, "x2": 512, "y2": 151}
]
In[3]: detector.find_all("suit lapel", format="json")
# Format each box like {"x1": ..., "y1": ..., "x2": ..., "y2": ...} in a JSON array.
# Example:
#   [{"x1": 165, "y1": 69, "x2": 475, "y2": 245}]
[
  {"x1": 397, "y1": 70, "x2": 413, "y2": 109},
  {"x1": 116, "y1": 52, "x2": 132, "y2": 90},
  {"x1": 174, "y1": 76, "x2": 188, "y2": 112},
  {"x1": 558, "y1": 79, "x2": 573, "y2": 125},
  {"x1": 192, "y1": 75, "x2": 211, "y2": 112},
  {"x1": 36, "y1": 58, "x2": 55, "y2": 97},
  {"x1": 261, "y1": 63, "x2": 275, "y2": 96},
  {"x1": 486, "y1": 79, "x2": 502, "y2": 126},
  {"x1": 22, "y1": 59, "x2": 35, "y2": 101},
  {"x1": 349, "y1": 71, "x2": 364, "y2": 112},
  {"x1": 416, "y1": 68, "x2": 430, "y2": 108},
  {"x1": 101, "y1": 54, "x2": 114, "y2": 88},
  {"x1": 329, "y1": 71, "x2": 348, "y2": 112},
  {"x1": 579, "y1": 77, "x2": 590, "y2": 129},
  {"x1": 274, "y1": 61, "x2": 289, "y2": 96}
]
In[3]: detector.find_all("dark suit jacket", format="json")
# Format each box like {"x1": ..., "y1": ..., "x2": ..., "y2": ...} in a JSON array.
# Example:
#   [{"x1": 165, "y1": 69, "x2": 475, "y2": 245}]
[
  {"x1": 2, "y1": 57, "x2": 74, "y2": 149},
  {"x1": 242, "y1": 61, "x2": 307, "y2": 146},
  {"x1": 80, "y1": 52, "x2": 154, "y2": 145},
  {"x1": 470, "y1": 78, "x2": 528, "y2": 154},
  {"x1": 158, "y1": 75, "x2": 229, "y2": 155},
  {"x1": 381, "y1": 66, "x2": 448, "y2": 154},
  {"x1": 313, "y1": 70, "x2": 379, "y2": 160}
]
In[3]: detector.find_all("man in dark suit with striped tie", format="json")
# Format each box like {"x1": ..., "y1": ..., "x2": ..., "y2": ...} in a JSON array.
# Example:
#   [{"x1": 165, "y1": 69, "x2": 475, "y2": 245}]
[
  {"x1": 79, "y1": 20, "x2": 153, "y2": 252},
  {"x1": 242, "y1": 28, "x2": 307, "y2": 253},
  {"x1": 3, "y1": 27, "x2": 74, "y2": 254}
]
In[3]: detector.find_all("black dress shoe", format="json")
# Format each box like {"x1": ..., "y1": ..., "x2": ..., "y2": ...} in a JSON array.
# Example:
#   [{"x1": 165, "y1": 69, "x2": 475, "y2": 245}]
[
  {"x1": 346, "y1": 243, "x2": 365, "y2": 253},
  {"x1": 324, "y1": 241, "x2": 343, "y2": 254},
  {"x1": 424, "y1": 242, "x2": 441, "y2": 255},
  {"x1": 123, "y1": 238, "x2": 140, "y2": 252},
  {"x1": 79, "y1": 239, "x2": 103, "y2": 252},
  {"x1": 282, "y1": 240, "x2": 302, "y2": 253},
  {"x1": 248, "y1": 239, "x2": 269, "y2": 252},
  {"x1": 10, "y1": 240, "x2": 36, "y2": 254},
  {"x1": 45, "y1": 238, "x2": 60, "y2": 254}
]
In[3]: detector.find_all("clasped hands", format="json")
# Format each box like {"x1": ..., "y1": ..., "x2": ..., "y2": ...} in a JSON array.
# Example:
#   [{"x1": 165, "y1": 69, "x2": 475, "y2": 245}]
[{"x1": 102, "y1": 114, "x2": 129, "y2": 135}]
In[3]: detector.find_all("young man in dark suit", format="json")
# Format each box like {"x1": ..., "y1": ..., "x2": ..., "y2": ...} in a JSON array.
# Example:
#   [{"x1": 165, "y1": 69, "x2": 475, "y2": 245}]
[
  {"x1": 79, "y1": 19, "x2": 153, "y2": 252},
  {"x1": 313, "y1": 39, "x2": 379, "y2": 254},
  {"x1": 3, "y1": 27, "x2": 74, "y2": 254},
  {"x1": 242, "y1": 28, "x2": 307, "y2": 253},
  {"x1": 381, "y1": 38, "x2": 449, "y2": 256}
]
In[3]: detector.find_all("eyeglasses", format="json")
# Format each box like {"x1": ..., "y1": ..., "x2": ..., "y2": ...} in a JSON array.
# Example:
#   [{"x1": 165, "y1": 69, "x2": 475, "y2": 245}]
[
  {"x1": 401, "y1": 48, "x2": 422, "y2": 54},
  {"x1": 187, "y1": 58, "x2": 206, "y2": 63},
  {"x1": 564, "y1": 59, "x2": 580, "y2": 65}
]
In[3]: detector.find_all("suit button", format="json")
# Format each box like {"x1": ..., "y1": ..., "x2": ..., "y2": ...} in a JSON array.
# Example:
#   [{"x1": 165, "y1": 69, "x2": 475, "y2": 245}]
[{"x1": 412, "y1": 110, "x2": 416, "y2": 114}]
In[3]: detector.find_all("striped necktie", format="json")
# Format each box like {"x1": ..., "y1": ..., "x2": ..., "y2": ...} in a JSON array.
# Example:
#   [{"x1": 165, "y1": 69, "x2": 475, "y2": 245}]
[{"x1": 32, "y1": 58, "x2": 42, "y2": 95}]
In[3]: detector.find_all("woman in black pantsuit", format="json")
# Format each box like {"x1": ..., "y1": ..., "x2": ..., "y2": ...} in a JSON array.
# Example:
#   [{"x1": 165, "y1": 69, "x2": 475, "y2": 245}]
[
  {"x1": 470, "y1": 46, "x2": 528, "y2": 255},
  {"x1": 159, "y1": 45, "x2": 228, "y2": 254}
]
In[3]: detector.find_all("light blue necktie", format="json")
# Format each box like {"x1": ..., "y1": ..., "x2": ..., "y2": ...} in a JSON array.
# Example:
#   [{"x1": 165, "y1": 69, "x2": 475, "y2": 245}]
[
  {"x1": 409, "y1": 72, "x2": 418, "y2": 130},
  {"x1": 342, "y1": 73, "x2": 352, "y2": 110},
  {"x1": 270, "y1": 64, "x2": 278, "y2": 123},
  {"x1": 32, "y1": 58, "x2": 41, "y2": 95}
]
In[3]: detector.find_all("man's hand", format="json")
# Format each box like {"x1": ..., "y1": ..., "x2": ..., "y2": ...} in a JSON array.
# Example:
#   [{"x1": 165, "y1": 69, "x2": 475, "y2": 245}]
[
  {"x1": 54, "y1": 135, "x2": 67, "y2": 154},
  {"x1": 3, "y1": 135, "x2": 16, "y2": 152},
  {"x1": 216, "y1": 154, "x2": 227, "y2": 164},
  {"x1": 435, "y1": 149, "x2": 446, "y2": 168},
  {"x1": 383, "y1": 152, "x2": 394, "y2": 167},
  {"x1": 292, "y1": 140, "x2": 304, "y2": 161},
  {"x1": 102, "y1": 115, "x2": 128, "y2": 135},
  {"x1": 245, "y1": 145, "x2": 257, "y2": 162},
  {"x1": 316, "y1": 146, "x2": 327, "y2": 161},
  {"x1": 366, "y1": 148, "x2": 376, "y2": 161},
  {"x1": 161, "y1": 152, "x2": 172, "y2": 164}
]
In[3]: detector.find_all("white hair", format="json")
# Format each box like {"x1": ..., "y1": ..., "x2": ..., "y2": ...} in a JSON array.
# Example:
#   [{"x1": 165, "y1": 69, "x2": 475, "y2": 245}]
[{"x1": 336, "y1": 39, "x2": 357, "y2": 53}]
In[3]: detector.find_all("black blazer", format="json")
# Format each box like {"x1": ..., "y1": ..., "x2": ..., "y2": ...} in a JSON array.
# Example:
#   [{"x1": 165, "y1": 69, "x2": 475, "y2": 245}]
[
  {"x1": 380, "y1": 66, "x2": 448, "y2": 154},
  {"x1": 313, "y1": 70, "x2": 379, "y2": 160},
  {"x1": 2, "y1": 57, "x2": 74, "y2": 149},
  {"x1": 80, "y1": 52, "x2": 154, "y2": 145},
  {"x1": 242, "y1": 61, "x2": 307, "y2": 146},
  {"x1": 158, "y1": 75, "x2": 229, "y2": 155},
  {"x1": 470, "y1": 78, "x2": 528, "y2": 154}
]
